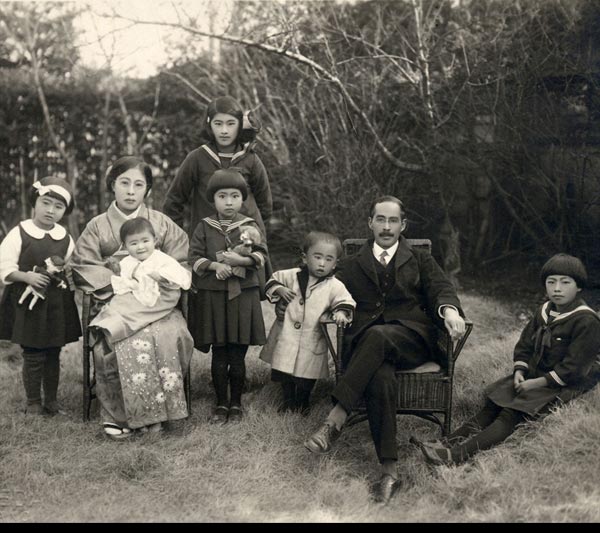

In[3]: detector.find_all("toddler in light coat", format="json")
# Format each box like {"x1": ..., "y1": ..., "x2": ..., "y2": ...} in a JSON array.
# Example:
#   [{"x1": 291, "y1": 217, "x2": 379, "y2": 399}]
[{"x1": 260, "y1": 231, "x2": 355, "y2": 414}]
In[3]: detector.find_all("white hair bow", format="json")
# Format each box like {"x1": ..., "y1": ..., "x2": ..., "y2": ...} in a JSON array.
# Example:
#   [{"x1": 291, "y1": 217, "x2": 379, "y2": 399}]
[{"x1": 32, "y1": 181, "x2": 72, "y2": 206}]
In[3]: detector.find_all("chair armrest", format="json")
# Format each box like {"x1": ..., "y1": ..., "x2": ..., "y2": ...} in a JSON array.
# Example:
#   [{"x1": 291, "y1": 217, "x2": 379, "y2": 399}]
[
  {"x1": 437, "y1": 319, "x2": 473, "y2": 367},
  {"x1": 81, "y1": 292, "x2": 92, "y2": 330},
  {"x1": 319, "y1": 317, "x2": 346, "y2": 381}
]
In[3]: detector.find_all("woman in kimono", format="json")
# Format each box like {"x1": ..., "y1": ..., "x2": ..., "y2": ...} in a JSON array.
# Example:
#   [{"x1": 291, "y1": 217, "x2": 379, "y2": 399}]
[{"x1": 70, "y1": 156, "x2": 194, "y2": 439}]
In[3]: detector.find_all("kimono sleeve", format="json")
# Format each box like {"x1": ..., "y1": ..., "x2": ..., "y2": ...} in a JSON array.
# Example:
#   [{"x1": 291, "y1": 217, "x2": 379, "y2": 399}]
[
  {"x1": 69, "y1": 219, "x2": 114, "y2": 298},
  {"x1": 157, "y1": 217, "x2": 189, "y2": 265},
  {"x1": 157, "y1": 254, "x2": 192, "y2": 290},
  {"x1": 545, "y1": 314, "x2": 600, "y2": 387}
]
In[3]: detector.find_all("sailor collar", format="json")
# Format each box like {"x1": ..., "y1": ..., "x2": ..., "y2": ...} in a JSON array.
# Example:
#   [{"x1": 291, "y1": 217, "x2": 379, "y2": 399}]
[
  {"x1": 21, "y1": 219, "x2": 67, "y2": 240},
  {"x1": 540, "y1": 300, "x2": 596, "y2": 325},
  {"x1": 201, "y1": 143, "x2": 251, "y2": 165},
  {"x1": 203, "y1": 215, "x2": 255, "y2": 234}
]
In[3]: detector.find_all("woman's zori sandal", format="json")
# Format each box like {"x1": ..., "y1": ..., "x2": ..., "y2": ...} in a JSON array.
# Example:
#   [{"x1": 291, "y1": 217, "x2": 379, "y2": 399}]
[
  {"x1": 139, "y1": 423, "x2": 163, "y2": 434},
  {"x1": 103, "y1": 422, "x2": 133, "y2": 440}
]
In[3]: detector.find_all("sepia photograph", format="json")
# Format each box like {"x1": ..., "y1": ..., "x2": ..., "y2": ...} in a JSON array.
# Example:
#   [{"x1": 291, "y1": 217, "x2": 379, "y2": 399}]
[{"x1": 0, "y1": 0, "x2": 599, "y2": 522}]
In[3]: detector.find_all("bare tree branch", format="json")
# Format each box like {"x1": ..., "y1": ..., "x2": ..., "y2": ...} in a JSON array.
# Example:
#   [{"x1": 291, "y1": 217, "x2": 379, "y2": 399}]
[{"x1": 106, "y1": 12, "x2": 423, "y2": 172}]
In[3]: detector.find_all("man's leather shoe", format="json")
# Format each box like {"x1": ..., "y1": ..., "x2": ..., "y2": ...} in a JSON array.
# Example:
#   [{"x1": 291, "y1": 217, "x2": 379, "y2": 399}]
[
  {"x1": 371, "y1": 474, "x2": 402, "y2": 505},
  {"x1": 303, "y1": 422, "x2": 341, "y2": 454}
]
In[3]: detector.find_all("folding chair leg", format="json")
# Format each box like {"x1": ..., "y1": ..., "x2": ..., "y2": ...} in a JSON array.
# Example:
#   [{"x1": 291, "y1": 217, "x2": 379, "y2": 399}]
[
  {"x1": 83, "y1": 348, "x2": 91, "y2": 422},
  {"x1": 443, "y1": 412, "x2": 451, "y2": 437},
  {"x1": 184, "y1": 363, "x2": 192, "y2": 415}
]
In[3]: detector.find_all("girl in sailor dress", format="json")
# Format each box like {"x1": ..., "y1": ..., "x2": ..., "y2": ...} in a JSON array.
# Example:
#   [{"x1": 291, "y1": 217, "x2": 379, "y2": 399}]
[{"x1": 417, "y1": 253, "x2": 600, "y2": 466}]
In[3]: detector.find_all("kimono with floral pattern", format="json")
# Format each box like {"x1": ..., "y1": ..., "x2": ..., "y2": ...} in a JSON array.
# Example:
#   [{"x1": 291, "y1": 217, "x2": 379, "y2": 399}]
[{"x1": 70, "y1": 202, "x2": 194, "y2": 428}]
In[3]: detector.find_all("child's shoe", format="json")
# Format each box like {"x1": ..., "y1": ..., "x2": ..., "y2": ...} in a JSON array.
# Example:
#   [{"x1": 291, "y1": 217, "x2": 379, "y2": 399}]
[
  {"x1": 43, "y1": 401, "x2": 68, "y2": 417},
  {"x1": 209, "y1": 406, "x2": 229, "y2": 425},
  {"x1": 24, "y1": 402, "x2": 44, "y2": 415},
  {"x1": 228, "y1": 405, "x2": 243, "y2": 424}
]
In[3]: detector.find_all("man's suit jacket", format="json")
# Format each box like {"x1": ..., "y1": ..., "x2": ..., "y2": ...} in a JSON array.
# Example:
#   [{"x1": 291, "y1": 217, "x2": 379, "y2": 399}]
[{"x1": 335, "y1": 236, "x2": 463, "y2": 366}]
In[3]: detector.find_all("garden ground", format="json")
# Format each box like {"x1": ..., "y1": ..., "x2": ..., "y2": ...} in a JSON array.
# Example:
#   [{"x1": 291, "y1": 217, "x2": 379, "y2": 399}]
[{"x1": 1, "y1": 291, "x2": 599, "y2": 522}]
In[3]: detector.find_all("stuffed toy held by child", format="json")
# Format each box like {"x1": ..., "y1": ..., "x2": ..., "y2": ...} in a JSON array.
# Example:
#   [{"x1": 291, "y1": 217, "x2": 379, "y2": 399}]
[
  {"x1": 18, "y1": 255, "x2": 68, "y2": 310},
  {"x1": 217, "y1": 225, "x2": 263, "y2": 300}
]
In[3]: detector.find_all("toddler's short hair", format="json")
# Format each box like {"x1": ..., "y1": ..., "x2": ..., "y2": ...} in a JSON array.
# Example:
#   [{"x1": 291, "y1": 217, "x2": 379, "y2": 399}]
[
  {"x1": 540, "y1": 253, "x2": 587, "y2": 288},
  {"x1": 120, "y1": 217, "x2": 156, "y2": 244},
  {"x1": 302, "y1": 231, "x2": 343, "y2": 258}
]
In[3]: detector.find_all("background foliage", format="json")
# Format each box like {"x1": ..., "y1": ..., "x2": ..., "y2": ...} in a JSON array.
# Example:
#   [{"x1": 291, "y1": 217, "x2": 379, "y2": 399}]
[{"x1": 1, "y1": 0, "x2": 599, "y2": 278}]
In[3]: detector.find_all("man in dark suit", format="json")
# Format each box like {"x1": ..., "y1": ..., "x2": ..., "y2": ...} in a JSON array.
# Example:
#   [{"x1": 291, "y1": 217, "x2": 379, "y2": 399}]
[{"x1": 303, "y1": 195, "x2": 466, "y2": 504}]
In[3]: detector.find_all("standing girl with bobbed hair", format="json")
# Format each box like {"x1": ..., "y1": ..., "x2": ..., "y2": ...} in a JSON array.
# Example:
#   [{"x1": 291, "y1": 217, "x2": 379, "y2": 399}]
[
  {"x1": 0, "y1": 176, "x2": 81, "y2": 415},
  {"x1": 188, "y1": 168, "x2": 267, "y2": 425},
  {"x1": 163, "y1": 95, "x2": 272, "y2": 239},
  {"x1": 70, "y1": 156, "x2": 194, "y2": 439}
]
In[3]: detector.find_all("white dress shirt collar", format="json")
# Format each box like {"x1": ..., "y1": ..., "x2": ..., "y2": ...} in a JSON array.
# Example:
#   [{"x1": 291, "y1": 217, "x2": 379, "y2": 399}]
[{"x1": 372, "y1": 240, "x2": 399, "y2": 263}]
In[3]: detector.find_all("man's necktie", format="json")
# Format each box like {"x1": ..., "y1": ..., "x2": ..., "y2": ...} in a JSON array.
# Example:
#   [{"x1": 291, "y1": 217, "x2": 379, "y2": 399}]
[{"x1": 379, "y1": 250, "x2": 388, "y2": 266}]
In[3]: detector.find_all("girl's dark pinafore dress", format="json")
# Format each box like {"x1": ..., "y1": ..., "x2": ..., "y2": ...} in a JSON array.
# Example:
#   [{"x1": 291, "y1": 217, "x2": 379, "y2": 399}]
[{"x1": 0, "y1": 224, "x2": 81, "y2": 348}]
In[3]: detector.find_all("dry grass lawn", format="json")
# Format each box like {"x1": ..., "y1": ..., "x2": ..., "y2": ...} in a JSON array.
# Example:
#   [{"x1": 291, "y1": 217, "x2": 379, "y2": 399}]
[{"x1": 1, "y1": 291, "x2": 599, "y2": 522}]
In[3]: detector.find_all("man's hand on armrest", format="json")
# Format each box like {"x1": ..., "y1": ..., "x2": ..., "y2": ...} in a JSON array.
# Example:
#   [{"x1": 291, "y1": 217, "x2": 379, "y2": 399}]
[{"x1": 443, "y1": 307, "x2": 466, "y2": 340}]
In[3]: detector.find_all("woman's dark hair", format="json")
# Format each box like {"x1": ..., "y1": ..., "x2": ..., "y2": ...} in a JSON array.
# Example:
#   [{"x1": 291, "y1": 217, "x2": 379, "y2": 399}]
[
  {"x1": 119, "y1": 217, "x2": 156, "y2": 243},
  {"x1": 106, "y1": 156, "x2": 153, "y2": 196},
  {"x1": 302, "y1": 231, "x2": 343, "y2": 258}
]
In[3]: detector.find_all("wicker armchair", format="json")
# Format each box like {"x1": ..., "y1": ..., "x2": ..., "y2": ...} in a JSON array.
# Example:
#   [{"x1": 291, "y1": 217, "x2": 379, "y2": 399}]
[
  {"x1": 319, "y1": 238, "x2": 473, "y2": 435},
  {"x1": 81, "y1": 291, "x2": 191, "y2": 421}
]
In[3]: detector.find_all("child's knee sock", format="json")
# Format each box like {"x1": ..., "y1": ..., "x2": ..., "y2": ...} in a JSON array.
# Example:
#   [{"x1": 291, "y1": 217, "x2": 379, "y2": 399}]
[
  {"x1": 22, "y1": 347, "x2": 45, "y2": 406},
  {"x1": 42, "y1": 348, "x2": 61, "y2": 408},
  {"x1": 227, "y1": 345, "x2": 248, "y2": 407},
  {"x1": 279, "y1": 380, "x2": 296, "y2": 411},
  {"x1": 211, "y1": 347, "x2": 230, "y2": 406},
  {"x1": 294, "y1": 378, "x2": 316, "y2": 413},
  {"x1": 451, "y1": 407, "x2": 525, "y2": 462},
  {"x1": 446, "y1": 399, "x2": 503, "y2": 445}
]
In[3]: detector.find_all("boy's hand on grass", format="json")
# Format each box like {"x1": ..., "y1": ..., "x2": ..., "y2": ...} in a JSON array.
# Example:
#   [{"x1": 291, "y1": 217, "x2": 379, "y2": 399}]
[
  {"x1": 513, "y1": 370, "x2": 526, "y2": 390},
  {"x1": 332, "y1": 309, "x2": 351, "y2": 327},
  {"x1": 274, "y1": 286, "x2": 297, "y2": 303},
  {"x1": 214, "y1": 263, "x2": 233, "y2": 280}
]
